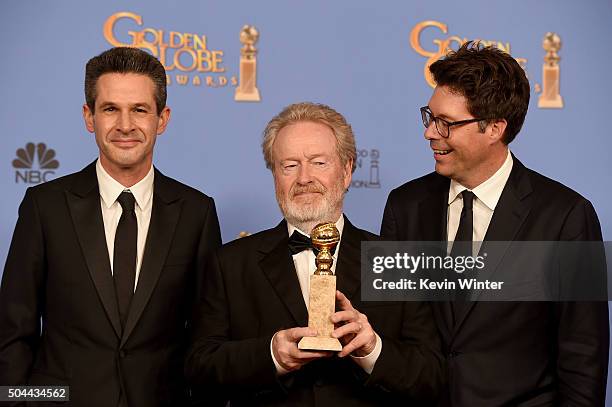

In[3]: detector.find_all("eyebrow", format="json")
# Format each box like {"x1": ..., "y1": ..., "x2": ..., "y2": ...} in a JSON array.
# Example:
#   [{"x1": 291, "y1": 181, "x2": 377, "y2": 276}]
[
  {"x1": 280, "y1": 153, "x2": 329, "y2": 162},
  {"x1": 437, "y1": 113, "x2": 455, "y2": 121},
  {"x1": 97, "y1": 101, "x2": 154, "y2": 109},
  {"x1": 305, "y1": 153, "x2": 329, "y2": 160},
  {"x1": 428, "y1": 107, "x2": 455, "y2": 121}
]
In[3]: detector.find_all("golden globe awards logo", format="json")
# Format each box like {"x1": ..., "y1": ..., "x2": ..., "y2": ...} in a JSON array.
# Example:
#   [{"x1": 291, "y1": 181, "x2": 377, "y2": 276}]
[
  {"x1": 103, "y1": 12, "x2": 261, "y2": 102},
  {"x1": 409, "y1": 21, "x2": 527, "y2": 89},
  {"x1": 351, "y1": 148, "x2": 381, "y2": 189},
  {"x1": 12, "y1": 142, "x2": 59, "y2": 184},
  {"x1": 409, "y1": 21, "x2": 563, "y2": 109}
]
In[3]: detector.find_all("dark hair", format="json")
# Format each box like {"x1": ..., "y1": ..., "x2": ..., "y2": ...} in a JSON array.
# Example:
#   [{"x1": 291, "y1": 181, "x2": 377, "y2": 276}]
[
  {"x1": 84, "y1": 47, "x2": 167, "y2": 115},
  {"x1": 429, "y1": 41, "x2": 530, "y2": 144}
]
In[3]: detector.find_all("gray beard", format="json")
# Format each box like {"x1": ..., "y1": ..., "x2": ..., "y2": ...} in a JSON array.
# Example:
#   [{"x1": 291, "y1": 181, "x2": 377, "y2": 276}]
[
  {"x1": 282, "y1": 202, "x2": 341, "y2": 235},
  {"x1": 277, "y1": 191, "x2": 344, "y2": 235}
]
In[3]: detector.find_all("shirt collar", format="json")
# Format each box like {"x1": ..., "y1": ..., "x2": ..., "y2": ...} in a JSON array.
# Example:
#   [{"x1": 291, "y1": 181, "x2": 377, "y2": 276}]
[
  {"x1": 287, "y1": 215, "x2": 345, "y2": 242},
  {"x1": 448, "y1": 150, "x2": 513, "y2": 211},
  {"x1": 96, "y1": 159, "x2": 154, "y2": 210}
]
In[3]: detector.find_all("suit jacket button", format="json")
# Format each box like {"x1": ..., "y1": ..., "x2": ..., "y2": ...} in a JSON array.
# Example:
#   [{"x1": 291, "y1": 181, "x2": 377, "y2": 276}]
[
  {"x1": 119, "y1": 350, "x2": 127, "y2": 358},
  {"x1": 449, "y1": 351, "x2": 460, "y2": 358}
]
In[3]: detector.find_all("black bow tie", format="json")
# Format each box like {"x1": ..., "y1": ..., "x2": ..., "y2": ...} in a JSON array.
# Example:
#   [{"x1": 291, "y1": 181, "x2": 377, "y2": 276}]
[{"x1": 288, "y1": 230, "x2": 337, "y2": 256}]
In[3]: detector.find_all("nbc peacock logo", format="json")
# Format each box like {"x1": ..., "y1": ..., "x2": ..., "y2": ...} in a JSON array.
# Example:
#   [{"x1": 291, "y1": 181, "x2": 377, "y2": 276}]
[{"x1": 12, "y1": 142, "x2": 60, "y2": 184}]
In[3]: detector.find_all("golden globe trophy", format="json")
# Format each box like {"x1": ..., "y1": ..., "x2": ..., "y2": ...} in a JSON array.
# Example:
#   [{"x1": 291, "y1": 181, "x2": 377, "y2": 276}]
[
  {"x1": 538, "y1": 32, "x2": 564, "y2": 109},
  {"x1": 298, "y1": 223, "x2": 342, "y2": 351},
  {"x1": 234, "y1": 25, "x2": 261, "y2": 102}
]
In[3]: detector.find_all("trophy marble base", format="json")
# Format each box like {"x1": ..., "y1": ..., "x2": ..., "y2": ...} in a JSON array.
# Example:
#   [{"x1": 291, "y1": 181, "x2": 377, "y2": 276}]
[
  {"x1": 538, "y1": 95, "x2": 563, "y2": 108},
  {"x1": 298, "y1": 274, "x2": 342, "y2": 352},
  {"x1": 234, "y1": 88, "x2": 261, "y2": 102},
  {"x1": 298, "y1": 336, "x2": 342, "y2": 351},
  {"x1": 234, "y1": 58, "x2": 261, "y2": 102},
  {"x1": 538, "y1": 66, "x2": 563, "y2": 108}
]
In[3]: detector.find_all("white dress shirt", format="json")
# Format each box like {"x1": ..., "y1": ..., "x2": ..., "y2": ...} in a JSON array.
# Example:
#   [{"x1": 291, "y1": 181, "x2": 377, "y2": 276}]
[
  {"x1": 271, "y1": 215, "x2": 382, "y2": 375},
  {"x1": 96, "y1": 159, "x2": 154, "y2": 291},
  {"x1": 447, "y1": 150, "x2": 513, "y2": 254}
]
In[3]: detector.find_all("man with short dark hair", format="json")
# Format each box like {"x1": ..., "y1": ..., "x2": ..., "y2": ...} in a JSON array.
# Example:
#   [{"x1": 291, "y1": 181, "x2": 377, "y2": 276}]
[
  {"x1": 186, "y1": 102, "x2": 443, "y2": 406},
  {"x1": 381, "y1": 42, "x2": 609, "y2": 406},
  {"x1": 0, "y1": 47, "x2": 221, "y2": 406}
]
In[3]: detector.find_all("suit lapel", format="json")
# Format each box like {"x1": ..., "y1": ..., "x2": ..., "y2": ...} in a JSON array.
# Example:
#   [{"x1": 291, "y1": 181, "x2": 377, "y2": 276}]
[
  {"x1": 419, "y1": 174, "x2": 450, "y2": 242},
  {"x1": 121, "y1": 169, "x2": 182, "y2": 347},
  {"x1": 481, "y1": 157, "x2": 532, "y2": 243},
  {"x1": 335, "y1": 217, "x2": 362, "y2": 303},
  {"x1": 453, "y1": 156, "x2": 533, "y2": 332},
  {"x1": 259, "y1": 221, "x2": 308, "y2": 327},
  {"x1": 67, "y1": 162, "x2": 122, "y2": 339}
]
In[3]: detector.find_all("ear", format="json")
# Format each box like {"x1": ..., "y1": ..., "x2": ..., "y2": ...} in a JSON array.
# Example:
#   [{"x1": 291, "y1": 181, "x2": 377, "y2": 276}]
[
  {"x1": 488, "y1": 119, "x2": 508, "y2": 144},
  {"x1": 156, "y1": 107, "x2": 171, "y2": 135},
  {"x1": 83, "y1": 104, "x2": 95, "y2": 133},
  {"x1": 342, "y1": 158, "x2": 353, "y2": 190}
]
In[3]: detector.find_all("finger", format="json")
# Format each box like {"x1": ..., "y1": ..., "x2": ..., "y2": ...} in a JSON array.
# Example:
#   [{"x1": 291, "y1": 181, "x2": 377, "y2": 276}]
[
  {"x1": 339, "y1": 325, "x2": 377, "y2": 358},
  {"x1": 283, "y1": 350, "x2": 333, "y2": 371},
  {"x1": 285, "y1": 326, "x2": 317, "y2": 342},
  {"x1": 331, "y1": 310, "x2": 357, "y2": 324},
  {"x1": 279, "y1": 345, "x2": 322, "y2": 370},
  {"x1": 338, "y1": 333, "x2": 370, "y2": 358},
  {"x1": 335, "y1": 290, "x2": 352, "y2": 310},
  {"x1": 332, "y1": 321, "x2": 362, "y2": 339},
  {"x1": 295, "y1": 350, "x2": 334, "y2": 360},
  {"x1": 299, "y1": 355, "x2": 334, "y2": 365}
]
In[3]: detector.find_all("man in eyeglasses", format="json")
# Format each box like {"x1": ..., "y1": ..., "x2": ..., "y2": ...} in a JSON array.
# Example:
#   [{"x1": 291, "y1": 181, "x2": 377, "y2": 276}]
[{"x1": 381, "y1": 42, "x2": 609, "y2": 406}]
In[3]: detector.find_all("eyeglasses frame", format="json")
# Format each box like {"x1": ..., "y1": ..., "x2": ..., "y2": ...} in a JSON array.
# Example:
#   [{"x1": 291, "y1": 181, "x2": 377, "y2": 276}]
[{"x1": 420, "y1": 106, "x2": 490, "y2": 138}]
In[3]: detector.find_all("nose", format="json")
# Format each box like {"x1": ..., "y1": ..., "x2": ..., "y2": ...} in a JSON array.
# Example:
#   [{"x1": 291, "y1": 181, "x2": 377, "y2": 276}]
[
  {"x1": 296, "y1": 164, "x2": 313, "y2": 184},
  {"x1": 116, "y1": 111, "x2": 135, "y2": 134},
  {"x1": 424, "y1": 121, "x2": 440, "y2": 141}
]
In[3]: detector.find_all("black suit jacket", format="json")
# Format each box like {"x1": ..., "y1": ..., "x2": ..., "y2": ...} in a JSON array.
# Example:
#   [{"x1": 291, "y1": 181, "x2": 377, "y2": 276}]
[
  {"x1": 0, "y1": 162, "x2": 221, "y2": 406},
  {"x1": 185, "y1": 217, "x2": 444, "y2": 406},
  {"x1": 380, "y1": 156, "x2": 609, "y2": 406}
]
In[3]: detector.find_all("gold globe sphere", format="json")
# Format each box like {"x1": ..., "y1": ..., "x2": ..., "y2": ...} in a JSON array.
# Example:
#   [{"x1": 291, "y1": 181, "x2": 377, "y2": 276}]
[
  {"x1": 542, "y1": 32, "x2": 561, "y2": 52},
  {"x1": 240, "y1": 25, "x2": 259, "y2": 45}
]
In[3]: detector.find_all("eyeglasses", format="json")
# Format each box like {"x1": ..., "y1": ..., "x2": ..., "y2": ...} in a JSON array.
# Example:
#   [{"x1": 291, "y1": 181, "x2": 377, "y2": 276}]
[{"x1": 420, "y1": 106, "x2": 487, "y2": 138}]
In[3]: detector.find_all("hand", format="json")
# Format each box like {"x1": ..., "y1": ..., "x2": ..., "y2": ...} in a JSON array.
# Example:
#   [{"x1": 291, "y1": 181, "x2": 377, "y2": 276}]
[
  {"x1": 331, "y1": 290, "x2": 377, "y2": 358},
  {"x1": 272, "y1": 327, "x2": 332, "y2": 372}
]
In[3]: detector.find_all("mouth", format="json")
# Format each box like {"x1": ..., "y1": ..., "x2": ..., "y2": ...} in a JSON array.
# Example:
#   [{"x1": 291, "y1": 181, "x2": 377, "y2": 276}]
[
  {"x1": 433, "y1": 148, "x2": 452, "y2": 156},
  {"x1": 111, "y1": 139, "x2": 141, "y2": 148},
  {"x1": 293, "y1": 191, "x2": 322, "y2": 198}
]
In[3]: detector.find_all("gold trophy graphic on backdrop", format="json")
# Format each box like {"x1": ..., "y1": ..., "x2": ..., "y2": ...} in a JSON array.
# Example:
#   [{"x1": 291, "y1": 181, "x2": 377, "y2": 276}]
[
  {"x1": 234, "y1": 25, "x2": 261, "y2": 102},
  {"x1": 298, "y1": 223, "x2": 343, "y2": 351},
  {"x1": 538, "y1": 32, "x2": 563, "y2": 109}
]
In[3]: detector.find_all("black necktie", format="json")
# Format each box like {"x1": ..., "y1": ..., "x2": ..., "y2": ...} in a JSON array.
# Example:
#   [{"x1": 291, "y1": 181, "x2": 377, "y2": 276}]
[
  {"x1": 288, "y1": 230, "x2": 336, "y2": 256},
  {"x1": 451, "y1": 190, "x2": 475, "y2": 257},
  {"x1": 451, "y1": 190, "x2": 475, "y2": 316},
  {"x1": 114, "y1": 191, "x2": 137, "y2": 327}
]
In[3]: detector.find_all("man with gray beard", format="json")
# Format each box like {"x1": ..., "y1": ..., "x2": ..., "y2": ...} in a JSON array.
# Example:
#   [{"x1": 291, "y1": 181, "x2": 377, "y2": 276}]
[{"x1": 185, "y1": 102, "x2": 443, "y2": 406}]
